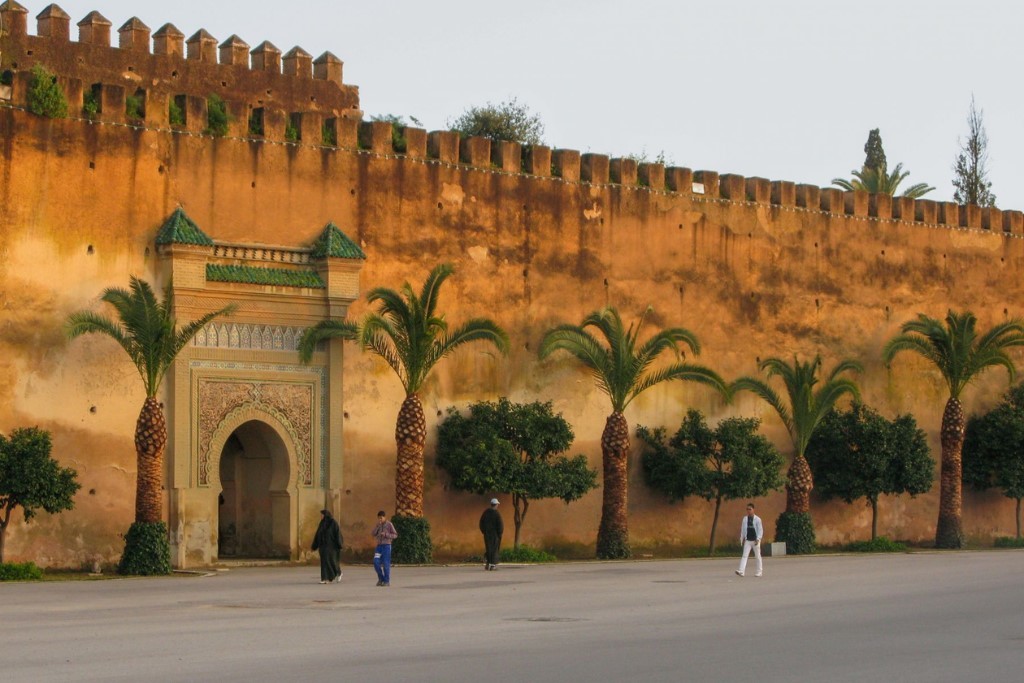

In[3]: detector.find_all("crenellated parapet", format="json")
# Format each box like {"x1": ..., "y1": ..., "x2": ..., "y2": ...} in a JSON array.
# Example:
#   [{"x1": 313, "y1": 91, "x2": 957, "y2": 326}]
[
  {"x1": 2, "y1": 2, "x2": 1018, "y2": 237},
  {"x1": 0, "y1": 1, "x2": 360, "y2": 134}
]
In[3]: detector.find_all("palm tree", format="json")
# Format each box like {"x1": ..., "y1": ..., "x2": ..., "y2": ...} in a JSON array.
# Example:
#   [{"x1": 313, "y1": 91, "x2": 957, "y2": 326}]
[
  {"x1": 539, "y1": 306, "x2": 727, "y2": 559},
  {"x1": 731, "y1": 356, "x2": 861, "y2": 553},
  {"x1": 298, "y1": 263, "x2": 509, "y2": 520},
  {"x1": 832, "y1": 163, "x2": 935, "y2": 198},
  {"x1": 883, "y1": 310, "x2": 1024, "y2": 548},
  {"x1": 66, "y1": 277, "x2": 233, "y2": 569}
]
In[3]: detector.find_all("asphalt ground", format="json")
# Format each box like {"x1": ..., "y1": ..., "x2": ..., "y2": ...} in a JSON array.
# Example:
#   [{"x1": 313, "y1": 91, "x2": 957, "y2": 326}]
[{"x1": 3, "y1": 550, "x2": 1022, "y2": 682}]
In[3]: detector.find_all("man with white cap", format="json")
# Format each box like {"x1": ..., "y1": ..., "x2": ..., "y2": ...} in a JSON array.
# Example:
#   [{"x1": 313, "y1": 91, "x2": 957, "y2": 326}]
[{"x1": 479, "y1": 498, "x2": 504, "y2": 571}]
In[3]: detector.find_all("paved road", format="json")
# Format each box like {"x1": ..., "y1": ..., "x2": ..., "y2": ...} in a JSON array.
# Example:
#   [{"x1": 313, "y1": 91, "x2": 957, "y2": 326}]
[{"x1": 3, "y1": 551, "x2": 1021, "y2": 682}]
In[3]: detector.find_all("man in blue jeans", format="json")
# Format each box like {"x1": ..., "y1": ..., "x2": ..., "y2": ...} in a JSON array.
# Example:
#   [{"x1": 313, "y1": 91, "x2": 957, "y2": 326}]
[{"x1": 372, "y1": 510, "x2": 398, "y2": 587}]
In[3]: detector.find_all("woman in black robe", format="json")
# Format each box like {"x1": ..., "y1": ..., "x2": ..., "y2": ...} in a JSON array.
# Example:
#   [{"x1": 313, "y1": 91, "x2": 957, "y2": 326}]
[{"x1": 312, "y1": 509, "x2": 343, "y2": 583}]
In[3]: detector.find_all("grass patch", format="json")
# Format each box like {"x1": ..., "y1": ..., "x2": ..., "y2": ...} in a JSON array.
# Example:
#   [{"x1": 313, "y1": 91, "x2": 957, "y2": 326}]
[
  {"x1": 842, "y1": 537, "x2": 908, "y2": 553},
  {"x1": 0, "y1": 561, "x2": 43, "y2": 581},
  {"x1": 994, "y1": 536, "x2": 1024, "y2": 548}
]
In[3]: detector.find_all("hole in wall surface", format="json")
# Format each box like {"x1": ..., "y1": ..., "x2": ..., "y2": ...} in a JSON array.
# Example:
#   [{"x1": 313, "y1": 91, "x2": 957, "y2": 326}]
[
  {"x1": 350, "y1": 189, "x2": 356, "y2": 195},
  {"x1": 171, "y1": 70, "x2": 178, "y2": 78},
  {"x1": 88, "y1": 161, "x2": 95, "y2": 169},
  {"x1": 343, "y1": 412, "x2": 350, "y2": 419},
  {"x1": 158, "y1": 164, "x2": 165, "y2": 174},
  {"x1": 26, "y1": 50, "x2": 33, "y2": 56},
  {"x1": 86, "y1": 245, "x2": 94, "y2": 255},
  {"x1": 221, "y1": 81, "x2": 227, "y2": 87},
  {"x1": 437, "y1": 202, "x2": 443, "y2": 210},
  {"x1": 251, "y1": 181, "x2": 256, "y2": 188},
  {"x1": 144, "y1": 247, "x2": 150, "y2": 257},
  {"x1": 88, "y1": 489, "x2": 96, "y2": 495},
  {"x1": 127, "y1": 65, "x2": 134, "y2": 72},
  {"x1": 89, "y1": 405, "x2": 97, "y2": 413}
]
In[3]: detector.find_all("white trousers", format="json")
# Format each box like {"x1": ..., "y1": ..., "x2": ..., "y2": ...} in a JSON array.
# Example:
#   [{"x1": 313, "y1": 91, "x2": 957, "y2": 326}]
[{"x1": 738, "y1": 540, "x2": 762, "y2": 575}]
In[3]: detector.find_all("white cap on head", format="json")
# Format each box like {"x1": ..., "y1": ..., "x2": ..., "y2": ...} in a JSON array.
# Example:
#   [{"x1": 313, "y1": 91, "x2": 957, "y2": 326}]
[{"x1": 490, "y1": 498, "x2": 500, "y2": 505}]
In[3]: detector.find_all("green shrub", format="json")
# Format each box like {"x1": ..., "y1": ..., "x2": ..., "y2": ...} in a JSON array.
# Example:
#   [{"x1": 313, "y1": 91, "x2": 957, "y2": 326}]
[
  {"x1": 284, "y1": 124, "x2": 299, "y2": 143},
  {"x1": 205, "y1": 94, "x2": 230, "y2": 137},
  {"x1": 321, "y1": 123, "x2": 336, "y2": 147},
  {"x1": 82, "y1": 88, "x2": 99, "y2": 118},
  {"x1": 499, "y1": 545, "x2": 556, "y2": 563},
  {"x1": 27, "y1": 64, "x2": 68, "y2": 119},
  {"x1": 390, "y1": 515, "x2": 432, "y2": 564},
  {"x1": 168, "y1": 99, "x2": 185, "y2": 127},
  {"x1": 775, "y1": 511, "x2": 815, "y2": 554},
  {"x1": 596, "y1": 528, "x2": 631, "y2": 560},
  {"x1": 0, "y1": 70, "x2": 12, "y2": 86},
  {"x1": 118, "y1": 521, "x2": 171, "y2": 576},
  {"x1": 843, "y1": 536, "x2": 907, "y2": 553},
  {"x1": 0, "y1": 561, "x2": 43, "y2": 581},
  {"x1": 125, "y1": 94, "x2": 144, "y2": 122},
  {"x1": 994, "y1": 536, "x2": 1024, "y2": 548}
]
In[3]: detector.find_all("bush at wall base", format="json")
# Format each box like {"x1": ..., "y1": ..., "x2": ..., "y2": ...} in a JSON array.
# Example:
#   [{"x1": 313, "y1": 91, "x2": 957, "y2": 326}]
[
  {"x1": 118, "y1": 521, "x2": 171, "y2": 576},
  {"x1": 390, "y1": 515, "x2": 432, "y2": 564},
  {"x1": 0, "y1": 561, "x2": 43, "y2": 581},
  {"x1": 775, "y1": 511, "x2": 816, "y2": 554}
]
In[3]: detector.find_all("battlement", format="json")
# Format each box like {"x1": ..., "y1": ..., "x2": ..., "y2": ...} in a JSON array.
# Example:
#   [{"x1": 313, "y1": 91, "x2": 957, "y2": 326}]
[
  {"x1": 0, "y1": 1, "x2": 360, "y2": 131},
  {"x1": 1, "y1": 2, "x2": 1017, "y2": 237}
]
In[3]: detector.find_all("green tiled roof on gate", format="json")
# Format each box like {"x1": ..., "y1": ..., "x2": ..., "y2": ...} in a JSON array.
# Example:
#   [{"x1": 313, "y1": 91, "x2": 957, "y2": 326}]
[
  {"x1": 311, "y1": 222, "x2": 366, "y2": 259},
  {"x1": 155, "y1": 208, "x2": 215, "y2": 246},
  {"x1": 206, "y1": 264, "x2": 325, "y2": 288}
]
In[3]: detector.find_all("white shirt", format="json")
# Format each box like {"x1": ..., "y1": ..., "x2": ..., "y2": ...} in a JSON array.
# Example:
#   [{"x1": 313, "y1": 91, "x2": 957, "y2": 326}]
[{"x1": 740, "y1": 514, "x2": 763, "y2": 543}]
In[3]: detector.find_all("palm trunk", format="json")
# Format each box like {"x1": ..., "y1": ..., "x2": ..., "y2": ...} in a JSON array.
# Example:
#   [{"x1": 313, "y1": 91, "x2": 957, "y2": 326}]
[
  {"x1": 512, "y1": 493, "x2": 528, "y2": 549},
  {"x1": 785, "y1": 452, "x2": 814, "y2": 514},
  {"x1": 134, "y1": 397, "x2": 167, "y2": 523},
  {"x1": 394, "y1": 394, "x2": 426, "y2": 518},
  {"x1": 708, "y1": 494, "x2": 722, "y2": 556},
  {"x1": 936, "y1": 396, "x2": 965, "y2": 549},
  {"x1": 596, "y1": 411, "x2": 631, "y2": 559},
  {"x1": 870, "y1": 496, "x2": 878, "y2": 541}
]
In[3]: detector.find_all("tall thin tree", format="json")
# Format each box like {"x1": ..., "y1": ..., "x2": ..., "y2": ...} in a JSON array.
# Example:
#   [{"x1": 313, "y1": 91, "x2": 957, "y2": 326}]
[
  {"x1": 884, "y1": 311, "x2": 1024, "y2": 548},
  {"x1": 539, "y1": 306, "x2": 727, "y2": 559},
  {"x1": 952, "y1": 96, "x2": 996, "y2": 207}
]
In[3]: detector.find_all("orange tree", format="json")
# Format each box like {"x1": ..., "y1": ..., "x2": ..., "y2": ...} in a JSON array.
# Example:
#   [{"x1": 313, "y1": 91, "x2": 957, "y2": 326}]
[
  {"x1": 66, "y1": 277, "x2": 233, "y2": 574},
  {"x1": 539, "y1": 306, "x2": 727, "y2": 559}
]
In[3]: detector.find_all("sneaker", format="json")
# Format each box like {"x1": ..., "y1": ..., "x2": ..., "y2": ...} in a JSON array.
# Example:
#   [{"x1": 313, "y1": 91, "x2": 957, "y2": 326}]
[
  {"x1": 755, "y1": 573, "x2": 762, "y2": 577},
  {"x1": 375, "y1": 580, "x2": 382, "y2": 586},
  {"x1": 335, "y1": 574, "x2": 343, "y2": 583},
  {"x1": 734, "y1": 570, "x2": 744, "y2": 577},
  {"x1": 320, "y1": 580, "x2": 327, "y2": 584},
  {"x1": 381, "y1": 582, "x2": 390, "y2": 587}
]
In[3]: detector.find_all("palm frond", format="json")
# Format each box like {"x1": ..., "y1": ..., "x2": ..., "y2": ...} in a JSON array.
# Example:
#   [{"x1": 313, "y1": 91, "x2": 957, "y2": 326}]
[{"x1": 298, "y1": 319, "x2": 359, "y2": 364}]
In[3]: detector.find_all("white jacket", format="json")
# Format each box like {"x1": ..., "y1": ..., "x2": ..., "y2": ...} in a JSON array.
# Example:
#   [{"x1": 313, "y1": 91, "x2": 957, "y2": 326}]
[{"x1": 740, "y1": 514, "x2": 763, "y2": 543}]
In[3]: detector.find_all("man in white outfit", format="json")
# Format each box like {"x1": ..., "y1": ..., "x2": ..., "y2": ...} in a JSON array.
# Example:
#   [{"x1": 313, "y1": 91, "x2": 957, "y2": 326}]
[{"x1": 736, "y1": 502, "x2": 763, "y2": 577}]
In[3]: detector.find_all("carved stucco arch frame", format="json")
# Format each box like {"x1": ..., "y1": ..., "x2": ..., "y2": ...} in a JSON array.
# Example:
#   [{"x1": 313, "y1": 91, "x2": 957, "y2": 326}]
[{"x1": 205, "y1": 404, "x2": 301, "y2": 493}]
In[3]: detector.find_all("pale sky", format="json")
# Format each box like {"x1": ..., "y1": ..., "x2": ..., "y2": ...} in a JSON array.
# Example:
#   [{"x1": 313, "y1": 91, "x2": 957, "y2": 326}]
[{"x1": 31, "y1": 1, "x2": 1024, "y2": 209}]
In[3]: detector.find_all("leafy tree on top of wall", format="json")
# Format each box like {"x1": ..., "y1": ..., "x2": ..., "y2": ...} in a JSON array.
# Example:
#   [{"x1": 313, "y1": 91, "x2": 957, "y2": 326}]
[
  {"x1": 805, "y1": 403, "x2": 933, "y2": 541},
  {"x1": 832, "y1": 128, "x2": 934, "y2": 198},
  {"x1": 539, "y1": 306, "x2": 728, "y2": 560},
  {"x1": 963, "y1": 383, "x2": 1024, "y2": 539},
  {"x1": 298, "y1": 264, "x2": 509, "y2": 564},
  {"x1": 448, "y1": 97, "x2": 544, "y2": 146},
  {"x1": 66, "y1": 277, "x2": 234, "y2": 574},
  {"x1": 952, "y1": 96, "x2": 997, "y2": 207},
  {"x1": 638, "y1": 409, "x2": 784, "y2": 556},
  {"x1": 436, "y1": 398, "x2": 598, "y2": 549},
  {"x1": 0, "y1": 427, "x2": 80, "y2": 563},
  {"x1": 26, "y1": 63, "x2": 67, "y2": 119},
  {"x1": 731, "y1": 355, "x2": 862, "y2": 554},
  {"x1": 884, "y1": 310, "x2": 1024, "y2": 549},
  {"x1": 370, "y1": 113, "x2": 422, "y2": 153}
]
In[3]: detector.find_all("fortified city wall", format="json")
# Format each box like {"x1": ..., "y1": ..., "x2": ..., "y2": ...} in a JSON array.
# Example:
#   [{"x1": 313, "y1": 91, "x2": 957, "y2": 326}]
[{"x1": 1, "y1": 2, "x2": 1023, "y2": 567}]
